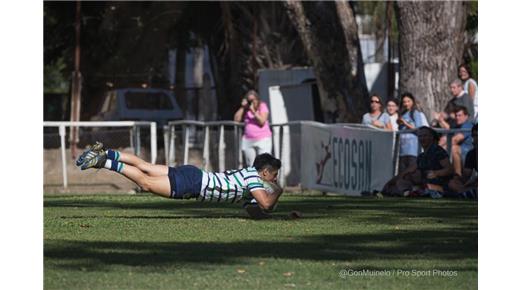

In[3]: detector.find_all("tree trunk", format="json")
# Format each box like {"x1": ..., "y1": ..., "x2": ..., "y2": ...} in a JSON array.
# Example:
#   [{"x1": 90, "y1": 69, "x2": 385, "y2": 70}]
[
  {"x1": 284, "y1": 0, "x2": 368, "y2": 123},
  {"x1": 212, "y1": 2, "x2": 244, "y2": 120},
  {"x1": 396, "y1": 1, "x2": 467, "y2": 120},
  {"x1": 335, "y1": 0, "x2": 370, "y2": 122}
]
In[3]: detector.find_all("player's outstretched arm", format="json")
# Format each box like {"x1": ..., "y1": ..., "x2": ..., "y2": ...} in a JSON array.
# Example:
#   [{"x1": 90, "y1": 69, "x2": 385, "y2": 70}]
[{"x1": 250, "y1": 183, "x2": 283, "y2": 211}]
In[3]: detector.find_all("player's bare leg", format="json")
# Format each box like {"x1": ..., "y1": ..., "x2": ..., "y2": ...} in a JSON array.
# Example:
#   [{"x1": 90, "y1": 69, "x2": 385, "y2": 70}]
[
  {"x1": 115, "y1": 151, "x2": 169, "y2": 177},
  {"x1": 80, "y1": 150, "x2": 172, "y2": 198},
  {"x1": 116, "y1": 164, "x2": 171, "y2": 198}
]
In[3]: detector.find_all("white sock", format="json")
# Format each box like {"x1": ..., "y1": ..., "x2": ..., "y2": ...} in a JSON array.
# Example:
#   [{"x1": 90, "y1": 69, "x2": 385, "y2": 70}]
[{"x1": 104, "y1": 159, "x2": 112, "y2": 169}]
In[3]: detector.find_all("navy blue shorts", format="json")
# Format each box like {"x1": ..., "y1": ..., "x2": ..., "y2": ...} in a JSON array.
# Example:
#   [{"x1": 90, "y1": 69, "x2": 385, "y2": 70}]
[{"x1": 167, "y1": 165, "x2": 202, "y2": 199}]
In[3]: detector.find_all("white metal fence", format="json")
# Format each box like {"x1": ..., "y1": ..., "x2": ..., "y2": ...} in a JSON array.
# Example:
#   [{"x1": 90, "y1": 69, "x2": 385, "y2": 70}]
[
  {"x1": 163, "y1": 120, "x2": 304, "y2": 188},
  {"x1": 43, "y1": 121, "x2": 156, "y2": 191}
]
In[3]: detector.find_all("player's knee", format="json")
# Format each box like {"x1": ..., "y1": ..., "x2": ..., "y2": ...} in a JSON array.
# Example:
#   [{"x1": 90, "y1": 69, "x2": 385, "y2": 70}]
[
  {"x1": 137, "y1": 163, "x2": 152, "y2": 174},
  {"x1": 138, "y1": 177, "x2": 152, "y2": 192}
]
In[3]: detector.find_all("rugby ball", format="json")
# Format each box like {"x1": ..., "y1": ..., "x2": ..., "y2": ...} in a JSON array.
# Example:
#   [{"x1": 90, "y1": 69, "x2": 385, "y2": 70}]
[{"x1": 263, "y1": 181, "x2": 283, "y2": 195}]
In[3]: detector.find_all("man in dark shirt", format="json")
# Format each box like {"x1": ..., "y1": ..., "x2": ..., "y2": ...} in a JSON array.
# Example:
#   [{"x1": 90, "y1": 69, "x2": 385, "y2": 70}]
[
  {"x1": 381, "y1": 127, "x2": 453, "y2": 197},
  {"x1": 416, "y1": 139, "x2": 452, "y2": 190}
]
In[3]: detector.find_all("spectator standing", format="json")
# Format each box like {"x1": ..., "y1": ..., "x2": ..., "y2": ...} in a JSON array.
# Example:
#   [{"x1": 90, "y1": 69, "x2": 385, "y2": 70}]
[
  {"x1": 396, "y1": 92, "x2": 429, "y2": 174},
  {"x1": 385, "y1": 98, "x2": 400, "y2": 131},
  {"x1": 446, "y1": 79, "x2": 474, "y2": 120},
  {"x1": 361, "y1": 94, "x2": 390, "y2": 129},
  {"x1": 234, "y1": 90, "x2": 272, "y2": 166},
  {"x1": 458, "y1": 64, "x2": 478, "y2": 120}
]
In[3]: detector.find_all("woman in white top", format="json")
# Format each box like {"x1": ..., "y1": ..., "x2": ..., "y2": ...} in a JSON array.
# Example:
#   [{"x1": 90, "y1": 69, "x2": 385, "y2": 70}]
[
  {"x1": 458, "y1": 64, "x2": 478, "y2": 119},
  {"x1": 385, "y1": 98, "x2": 400, "y2": 131},
  {"x1": 361, "y1": 94, "x2": 390, "y2": 129}
]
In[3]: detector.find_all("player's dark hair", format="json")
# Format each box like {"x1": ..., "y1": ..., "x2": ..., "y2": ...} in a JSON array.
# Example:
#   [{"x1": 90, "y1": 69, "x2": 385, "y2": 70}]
[{"x1": 253, "y1": 153, "x2": 281, "y2": 172}]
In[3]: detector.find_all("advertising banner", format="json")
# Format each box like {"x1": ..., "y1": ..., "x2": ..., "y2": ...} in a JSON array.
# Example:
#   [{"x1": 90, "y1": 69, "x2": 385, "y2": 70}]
[{"x1": 301, "y1": 122, "x2": 395, "y2": 195}]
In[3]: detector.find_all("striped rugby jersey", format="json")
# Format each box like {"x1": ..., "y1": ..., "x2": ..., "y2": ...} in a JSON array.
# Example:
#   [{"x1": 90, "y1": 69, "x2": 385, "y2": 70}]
[{"x1": 198, "y1": 167, "x2": 265, "y2": 203}]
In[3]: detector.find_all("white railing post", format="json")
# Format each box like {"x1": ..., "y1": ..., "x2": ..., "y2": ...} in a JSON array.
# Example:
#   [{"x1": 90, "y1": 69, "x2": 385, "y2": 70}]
[
  {"x1": 392, "y1": 132, "x2": 400, "y2": 176},
  {"x1": 150, "y1": 122, "x2": 157, "y2": 164},
  {"x1": 169, "y1": 125, "x2": 176, "y2": 166},
  {"x1": 135, "y1": 126, "x2": 141, "y2": 156},
  {"x1": 203, "y1": 126, "x2": 210, "y2": 171},
  {"x1": 218, "y1": 125, "x2": 225, "y2": 172},
  {"x1": 279, "y1": 125, "x2": 286, "y2": 188},
  {"x1": 129, "y1": 127, "x2": 134, "y2": 153},
  {"x1": 238, "y1": 126, "x2": 243, "y2": 168},
  {"x1": 163, "y1": 125, "x2": 169, "y2": 164},
  {"x1": 59, "y1": 125, "x2": 68, "y2": 189}
]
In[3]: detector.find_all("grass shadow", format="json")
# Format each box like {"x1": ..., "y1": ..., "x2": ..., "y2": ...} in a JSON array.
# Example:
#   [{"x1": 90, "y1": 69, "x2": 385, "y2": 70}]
[{"x1": 45, "y1": 229, "x2": 477, "y2": 272}]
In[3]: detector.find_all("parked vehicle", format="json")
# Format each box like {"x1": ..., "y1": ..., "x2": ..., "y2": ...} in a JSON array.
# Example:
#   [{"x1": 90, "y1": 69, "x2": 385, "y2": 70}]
[{"x1": 91, "y1": 88, "x2": 183, "y2": 127}]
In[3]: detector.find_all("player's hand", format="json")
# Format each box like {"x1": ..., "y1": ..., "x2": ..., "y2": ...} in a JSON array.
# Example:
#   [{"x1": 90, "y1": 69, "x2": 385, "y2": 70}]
[{"x1": 426, "y1": 171, "x2": 436, "y2": 179}]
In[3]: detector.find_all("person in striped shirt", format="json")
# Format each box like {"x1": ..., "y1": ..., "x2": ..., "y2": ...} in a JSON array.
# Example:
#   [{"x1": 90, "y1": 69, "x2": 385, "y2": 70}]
[{"x1": 76, "y1": 142, "x2": 283, "y2": 211}]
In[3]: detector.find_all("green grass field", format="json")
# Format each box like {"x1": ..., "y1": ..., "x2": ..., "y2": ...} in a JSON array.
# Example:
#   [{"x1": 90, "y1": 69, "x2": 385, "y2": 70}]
[{"x1": 44, "y1": 194, "x2": 477, "y2": 290}]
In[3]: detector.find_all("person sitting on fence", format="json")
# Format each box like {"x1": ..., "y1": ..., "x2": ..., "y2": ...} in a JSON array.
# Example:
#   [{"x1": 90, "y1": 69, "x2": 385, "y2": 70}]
[
  {"x1": 447, "y1": 123, "x2": 478, "y2": 198},
  {"x1": 381, "y1": 126, "x2": 453, "y2": 198},
  {"x1": 450, "y1": 106, "x2": 474, "y2": 177},
  {"x1": 361, "y1": 94, "x2": 390, "y2": 129},
  {"x1": 75, "y1": 142, "x2": 283, "y2": 217},
  {"x1": 396, "y1": 92, "x2": 429, "y2": 175}
]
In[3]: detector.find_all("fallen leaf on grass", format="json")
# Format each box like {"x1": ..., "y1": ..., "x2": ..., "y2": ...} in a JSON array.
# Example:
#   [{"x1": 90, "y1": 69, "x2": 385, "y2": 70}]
[
  {"x1": 283, "y1": 272, "x2": 294, "y2": 277},
  {"x1": 237, "y1": 269, "x2": 246, "y2": 274}
]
